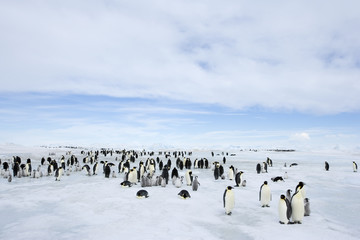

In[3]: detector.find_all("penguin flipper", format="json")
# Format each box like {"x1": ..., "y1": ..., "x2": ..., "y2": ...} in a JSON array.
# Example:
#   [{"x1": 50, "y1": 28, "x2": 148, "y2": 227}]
[{"x1": 223, "y1": 189, "x2": 226, "y2": 208}]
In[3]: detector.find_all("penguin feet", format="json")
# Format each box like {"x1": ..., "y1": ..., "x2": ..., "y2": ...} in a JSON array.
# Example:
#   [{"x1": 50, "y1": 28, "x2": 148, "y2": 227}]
[
  {"x1": 226, "y1": 212, "x2": 232, "y2": 216},
  {"x1": 279, "y1": 221, "x2": 285, "y2": 224}
]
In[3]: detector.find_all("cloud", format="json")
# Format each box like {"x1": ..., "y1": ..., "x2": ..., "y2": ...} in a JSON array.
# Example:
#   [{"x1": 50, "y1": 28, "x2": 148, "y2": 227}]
[
  {"x1": 1, "y1": 0, "x2": 360, "y2": 115},
  {"x1": 292, "y1": 132, "x2": 311, "y2": 141}
]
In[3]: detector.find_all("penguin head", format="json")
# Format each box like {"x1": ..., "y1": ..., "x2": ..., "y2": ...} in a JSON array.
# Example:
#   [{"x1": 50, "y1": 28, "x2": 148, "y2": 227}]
[
  {"x1": 227, "y1": 186, "x2": 233, "y2": 190},
  {"x1": 264, "y1": 181, "x2": 268, "y2": 185},
  {"x1": 280, "y1": 195, "x2": 286, "y2": 200}
]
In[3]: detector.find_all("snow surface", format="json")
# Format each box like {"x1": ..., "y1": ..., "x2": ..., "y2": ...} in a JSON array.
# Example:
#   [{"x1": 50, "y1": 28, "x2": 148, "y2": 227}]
[{"x1": 0, "y1": 145, "x2": 359, "y2": 240}]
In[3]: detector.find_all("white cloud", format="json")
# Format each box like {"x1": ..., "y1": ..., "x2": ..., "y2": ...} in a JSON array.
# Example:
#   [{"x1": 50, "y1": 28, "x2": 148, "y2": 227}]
[
  {"x1": 0, "y1": 1, "x2": 360, "y2": 114},
  {"x1": 292, "y1": 132, "x2": 311, "y2": 141}
]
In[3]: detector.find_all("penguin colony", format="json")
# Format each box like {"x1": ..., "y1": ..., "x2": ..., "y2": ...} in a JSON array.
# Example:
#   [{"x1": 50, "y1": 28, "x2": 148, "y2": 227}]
[{"x1": 0, "y1": 149, "x2": 358, "y2": 225}]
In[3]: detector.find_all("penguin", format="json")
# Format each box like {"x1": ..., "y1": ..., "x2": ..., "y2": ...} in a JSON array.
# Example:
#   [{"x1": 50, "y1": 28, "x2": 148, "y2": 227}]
[
  {"x1": 128, "y1": 168, "x2": 138, "y2": 183},
  {"x1": 93, "y1": 162, "x2": 99, "y2": 175},
  {"x1": 112, "y1": 171, "x2": 117, "y2": 178},
  {"x1": 120, "y1": 180, "x2": 133, "y2": 187},
  {"x1": 104, "y1": 164, "x2": 111, "y2": 178},
  {"x1": 234, "y1": 171, "x2": 243, "y2": 187},
  {"x1": 304, "y1": 198, "x2": 311, "y2": 216},
  {"x1": 178, "y1": 189, "x2": 191, "y2": 199},
  {"x1": 214, "y1": 165, "x2": 220, "y2": 180},
  {"x1": 278, "y1": 195, "x2": 291, "y2": 224},
  {"x1": 175, "y1": 176, "x2": 183, "y2": 188},
  {"x1": 256, "y1": 163, "x2": 261, "y2": 174},
  {"x1": 353, "y1": 161, "x2": 358, "y2": 172},
  {"x1": 286, "y1": 189, "x2": 292, "y2": 201},
  {"x1": 223, "y1": 186, "x2": 234, "y2": 215},
  {"x1": 54, "y1": 167, "x2": 63, "y2": 181},
  {"x1": 325, "y1": 161, "x2": 329, "y2": 171},
  {"x1": 241, "y1": 179, "x2": 247, "y2": 187},
  {"x1": 259, "y1": 181, "x2": 271, "y2": 207},
  {"x1": 82, "y1": 164, "x2": 91, "y2": 176},
  {"x1": 283, "y1": 172, "x2": 288, "y2": 179},
  {"x1": 161, "y1": 177, "x2": 166, "y2": 187},
  {"x1": 228, "y1": 165, "x2": 235, "y2": 180},
  {"x1": 289, "y1": 163, "x2": 298, "y2": 167},
  {"x1": 185, "y1": 170, "x2": 193, "y2": 186},
  {"x1": 262, "y1": 162, "x2": 268, "y2": 173},
  {"x1": 136, "y1": 189, "x2": 149, "y2": 198},
  {"x1": 8, "y1": 174, "x2": 12, "y2": 183},
  {"x1": 291, "y1": 189, "x2": 305, "y2": 224},
  {"x1": 192, "y1": 176, "x2": 200, "y2": 191},
  {"x1": 271, "y1": 176, "x2": 284, "y2": 182}
]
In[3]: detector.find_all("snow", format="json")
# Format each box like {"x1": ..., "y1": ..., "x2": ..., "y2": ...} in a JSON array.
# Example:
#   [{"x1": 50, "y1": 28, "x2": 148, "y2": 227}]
[{"x1": 0, "y1": 145, "x2": 359, "y2": 240}]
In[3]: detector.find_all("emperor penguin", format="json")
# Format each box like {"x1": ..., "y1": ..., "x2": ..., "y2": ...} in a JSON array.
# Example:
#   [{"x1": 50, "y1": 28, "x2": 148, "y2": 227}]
[
  {"x1": 178, "y1": 189, "x2": 191, "y2": 199},
  {"x1": 353, "y1": 161, "x2": 357, "y2": 172},
  {"x1": 185, "y1": 170, "x2": 193, "y2": 186},
  {"x1": 82, "y1": 164, "x2": 91, "y2": 176},
  {"x1": 256, "y1": 163, "x2": 261, "y2": 174},
  {"x1": 234, "y1": 171, "x2": 244, "y2": 187},
  {"x1": 291, "y1": 189, "x2": 305, "y2": 224},
  {"x1": 128, "y1": 168, "x2": 138, "y2": 183},
  {"x1": 278, "y1": 195, "x2": 291, "y2": 224},
  {"x1": 175, "y1": 176, "x2": 183, "y2": 188},
  {"x1": 241, "y1": 179, "x2": 247, "y2": 187},
  {"x1": 286, "y1": 189, "x2": 292, "y2": 201},
  {"x1": 228, "y1": 166, "x2": 235, "y2": 180},
  {"x1": 136, "y1": 189, "x2": 149, "y2": 198},
  {"x1": 8, "y1": 174, "x2": 12, "y2": 183},
  {"x1": 192, "y1": 176, "x2": 200, "y2": 191},
  {"x1": 120, "y1": 180, "x2": 133, "y2": 188},
  {"x1": 223, "y1": 186, "x2": 235, "y2": 215},
  {"x1": 325, "y1": 161, "x2": 330, "y2": 171},
  {"x1": 259, "y1": 181, "x2": 271, "y2": 207},
  {"x1": 93, "y1": 162, "x2": 99, "y2": 175},
  {"x1": 304, "y1": 198, "x2": 311, "y2": 216},
  {"x1": 262, "y1": 162, "x2": 268, "y2": 173},
  {"x1": 55, "y1": 167, "x2": 63, "y2": 181}
]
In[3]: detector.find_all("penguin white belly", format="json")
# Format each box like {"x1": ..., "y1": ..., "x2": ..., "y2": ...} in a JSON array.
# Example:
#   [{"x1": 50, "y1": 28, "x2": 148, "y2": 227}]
[
  {"x1": 149, "y1": 165, "x2": 155, "y2": 176},
  {"x1": 228, "y1": 170, "x2": 234, "y2": 180},
  {"x1": 261, "y1": 186, "x2": 271, "y2": 206},
  {"x1": 185, "y1": 171, "x2": 191, "y2": 186},
  {"x1": 225, "y1": 191, "x2": 235, "y2": 214},
  {"x1": 278, "y1": 200, "x2": 289, "y2": 224},
  {"x1": 291, "y1": 193, "x2": 304, "y2": 223}
]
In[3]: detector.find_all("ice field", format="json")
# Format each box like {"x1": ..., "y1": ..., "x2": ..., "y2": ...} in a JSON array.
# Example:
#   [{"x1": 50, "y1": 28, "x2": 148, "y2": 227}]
[{"x1": 0, "y1": 144, "x2": 359, "y2": 240}]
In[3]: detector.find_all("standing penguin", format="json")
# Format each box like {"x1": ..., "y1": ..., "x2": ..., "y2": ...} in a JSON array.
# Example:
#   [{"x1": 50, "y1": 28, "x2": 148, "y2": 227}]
[
  {"x1": 54, "y1": 167, "x2": 63, "y2": 181},
  {"x1": 304, "y1": 198, "x2": 311, "y2": 216},
  {"x1": 93, "y1": 162, "x2": 99, "y2": 175},
  {"x1": 325, "y1": 161, "x2": 330, "y2": 171},
  {"x1": 259, "y1": 181, "x2": 271, "y2": 207},
  {"x1": 223, "y1": 186, "x2": 235, "y2": 215},
  {"x1": 228, "y1": 166, "x2": 235, "y2": 180},
  {"x1": 278, "y1": 195, "x2": 291, "y2": 224},
  {"x1": 234, "y1": 171, "x2": 244, "y2": 187},
  {"x1": 291, "y1": 189, "x2": 305, "y2": 224},
  {"x1": 256, "y1": 163, "x2": 261, "y2": 174},
  {"x1": 286, "y1": 189, "x2": 292, "y2": 201},
  {"x1": 262, "y1": 162, "x2": 268, "y2": 173},
  {"x1": 353, "y1": 161, "x2": 358, "y2": 172},
  {"x1": 192, "y1": 176, "x2": 200, "y2": 191},
  {"x1": 185, "y1": 170, "x2": 193, "y2": 186},
  {"x1": 214, "y1": 164, "x2": 220, "y2": 180},
  {"x1": 104, "y1": 164, "x2": 111, "y2": 178}
]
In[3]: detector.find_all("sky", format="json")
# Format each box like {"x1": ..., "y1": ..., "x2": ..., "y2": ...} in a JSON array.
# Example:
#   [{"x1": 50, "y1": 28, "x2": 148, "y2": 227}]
[{"x1": 0, "y1": 0, "x2": 360, "y2": 150}]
